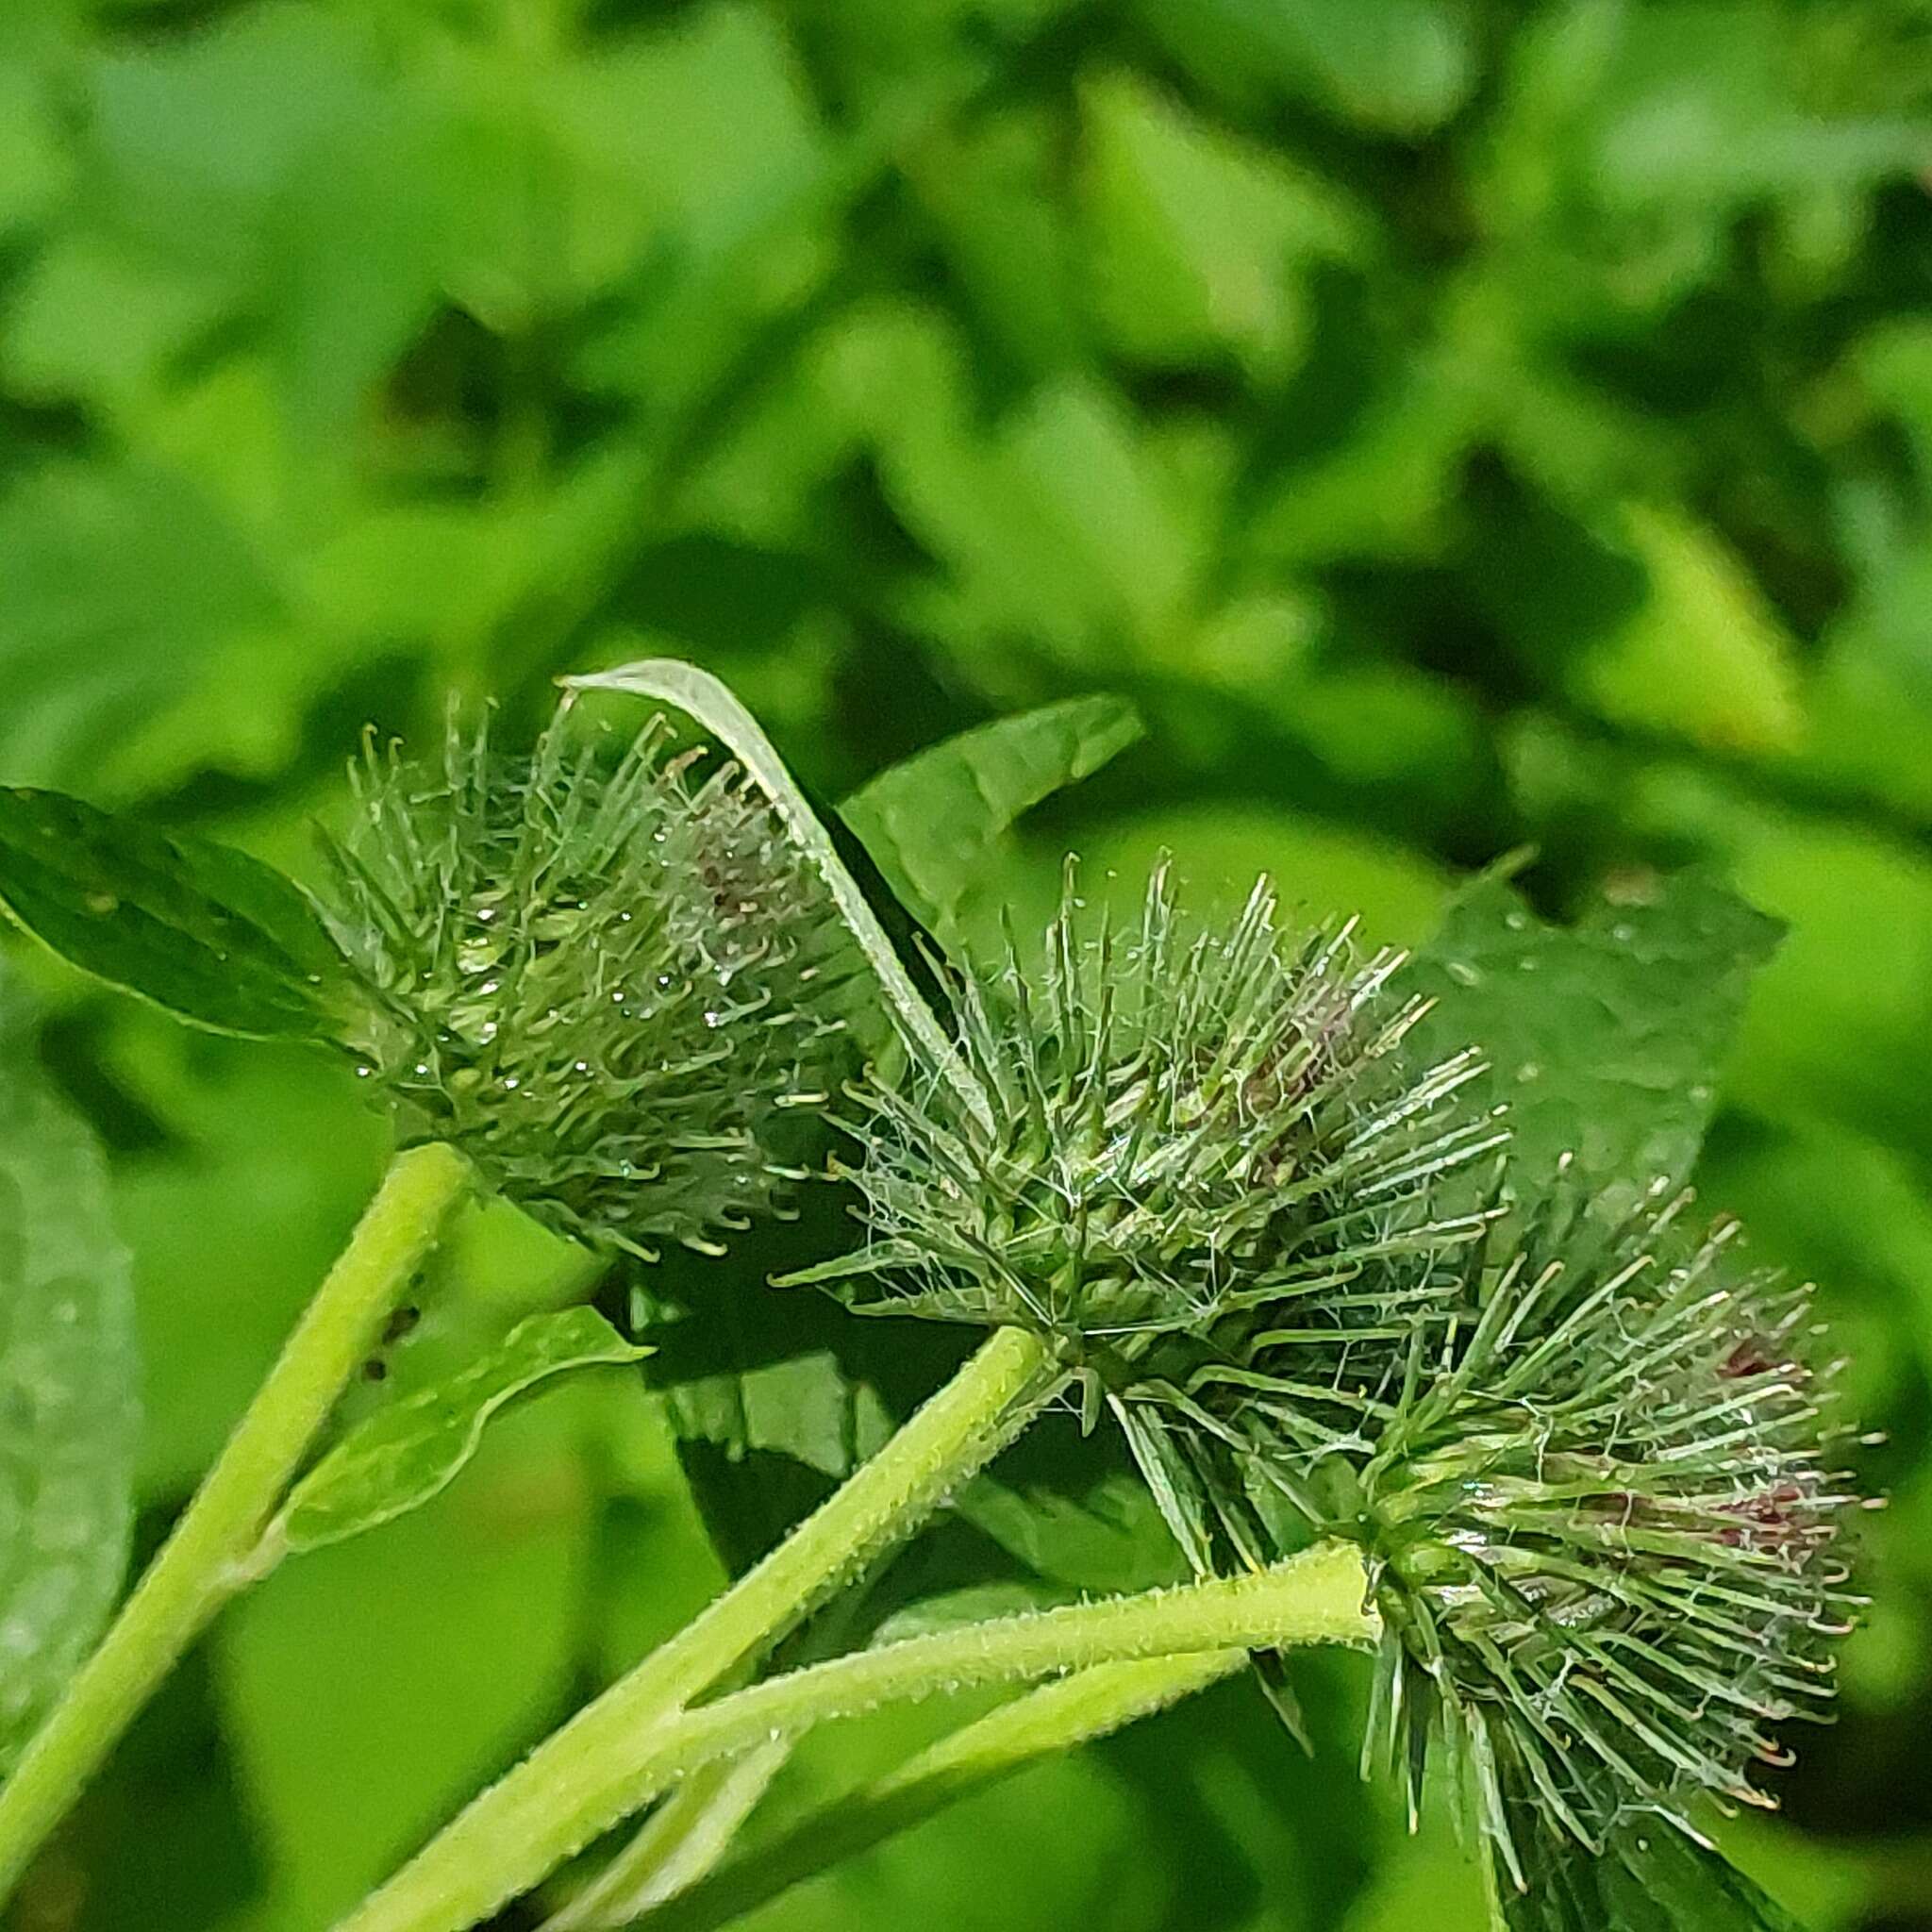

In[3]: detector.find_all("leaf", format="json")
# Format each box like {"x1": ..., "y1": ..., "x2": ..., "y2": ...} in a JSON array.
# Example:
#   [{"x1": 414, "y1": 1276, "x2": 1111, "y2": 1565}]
[
  {"x1": 1577, "y1": 507, "x2": 1805, "y2": 757},
  {"x1": 1492, "y1": 1819, "x2": 1807, "y2": 1932},
  {"x1": 958, "y1": 1469, "x2": 1189, "y2": 1596},
  {"x1": 275, "y1": 1308, "x2": 647, "y2": 1556},
  {"x1": 1077, "y1": 71, "x2": 1368, "y2": 375},
  {"x1": 1406, "y1": 869, "x2": 1782, "y2": 1212},
  {"x1": 0, "y1": 462, "x2": 280, "y2": 793},
  {"x1": 1146, "y1": 0, "x2": 1478, "y2": 137},
  {"x1": 663, "y1": 1349, "x2": 896, "y2": 1484},
  {"x1": 0, "y1": 786, "x2": 355, "y2": 1041},
  {"x1": 838, "y1": 695, "x2": 1144, "y2": 935},
  {"x1": 0, "y1": 962, "x2": 139, "y2": 1765},
  {"x1": 218, "y1": 1396, "x2": 599, "y2": 1929}
]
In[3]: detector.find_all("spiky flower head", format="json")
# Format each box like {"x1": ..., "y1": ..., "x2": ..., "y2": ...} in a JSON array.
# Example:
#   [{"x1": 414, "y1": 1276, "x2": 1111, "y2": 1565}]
[
  {"x1": 1147, "y1": 1181, "x2": 1860, "y2": 1895},
  {"x1": 790, "y1": 867, "x2": 1505, "y2": 1399},
  {"x1": 317, "y1": 705, "x2": 855, "y2": 1257}
]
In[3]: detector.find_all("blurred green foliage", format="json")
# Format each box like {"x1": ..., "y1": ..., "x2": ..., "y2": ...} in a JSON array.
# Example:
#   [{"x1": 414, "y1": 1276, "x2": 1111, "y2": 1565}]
[{"x1": 4, "y1": 0, "x2": 1932, "y2": 1927}]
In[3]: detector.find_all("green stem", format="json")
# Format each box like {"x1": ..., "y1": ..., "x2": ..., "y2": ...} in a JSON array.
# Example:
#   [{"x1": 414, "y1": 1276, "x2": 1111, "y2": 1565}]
[
  {"x1": 0, "y1": 1141, "x2": 473, "y2": 1896},
  {"x1": 544, "y1": 1745, "x2": 790, "y2": 1931},
  {"x1": 339, "y1": 1540, "x2": 1374, "y2": 1932},
  {"x1": 616, "y1": 1652, "x2": 1247, "y2": 1932},
  {"x1": 333, "y1": 1327, "x2": 1058, "y2": 1927}
]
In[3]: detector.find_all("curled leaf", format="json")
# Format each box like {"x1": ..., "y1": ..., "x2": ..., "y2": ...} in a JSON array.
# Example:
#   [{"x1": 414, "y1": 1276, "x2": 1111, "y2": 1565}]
[{"x1": 562, "y1": 658, "x2": 992, "y2": 1133}]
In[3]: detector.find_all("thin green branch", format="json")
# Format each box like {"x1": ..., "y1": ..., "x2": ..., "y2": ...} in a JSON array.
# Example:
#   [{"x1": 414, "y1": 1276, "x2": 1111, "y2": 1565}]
[
  {"x1": 338, "y1": 1540, "x2": 1375, "y2": 1932},
  {"x1": 610, "y1": 1652, "x2": 1247, "y2": 1932},
  {"x1": 543, "y1": 1745, "x2": 789, "y2": 1931}
]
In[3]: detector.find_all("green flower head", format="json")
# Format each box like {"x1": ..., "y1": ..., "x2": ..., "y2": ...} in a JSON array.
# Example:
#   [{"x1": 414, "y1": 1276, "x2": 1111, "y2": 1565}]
[
  {"x1": 790, "y1": 868, "x2": 1506, "y2": 1395},
  {"x1": 318, "y1": 705, "x2": 855, "y2": 1258},
  {"x1": 1144, "y1": 1181, "x2": 1860, "y2": 1891}
]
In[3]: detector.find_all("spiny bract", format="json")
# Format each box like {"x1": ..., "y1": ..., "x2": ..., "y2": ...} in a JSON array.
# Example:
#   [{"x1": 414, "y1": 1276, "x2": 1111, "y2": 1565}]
[
  {"x1": 1159, "y1": 1181, "x2": 1859, "y2": 1896},
  {"x1": 317, "y1": 705, "x2": 855, "y2": 1257},
  {"x1": 791, "y1": 868, "x2": 1505, "y2": 1396}
]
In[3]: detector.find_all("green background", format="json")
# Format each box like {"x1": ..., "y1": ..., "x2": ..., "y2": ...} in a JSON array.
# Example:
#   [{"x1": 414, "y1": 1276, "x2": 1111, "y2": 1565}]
[{"x1": 4, "y1": 1, "x2": 1932, "y2": 1927}]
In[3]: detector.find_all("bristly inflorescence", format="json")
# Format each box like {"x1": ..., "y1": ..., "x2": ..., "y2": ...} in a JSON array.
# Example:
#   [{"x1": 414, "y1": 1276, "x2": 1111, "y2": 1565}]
[
  {"x1": 316, "y1": 705, "x2": 856, "y2": 1257},
  {"x1": 789, "y1": 867, "x2": 1506, "y2": 1407},
  {"x1": 1152, "y1": 1177, "x2": 1861, "y2": 1895}
]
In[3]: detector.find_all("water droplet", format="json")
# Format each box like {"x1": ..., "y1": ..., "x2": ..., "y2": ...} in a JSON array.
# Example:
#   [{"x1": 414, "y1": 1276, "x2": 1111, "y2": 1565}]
[
  {"x1": 1446, "y1": 961, "x2": 1481, "y2": 987},
  {"x1": 1515, "y1": 1061, "x2": 1541, "y2": 1083},
  {"x1": 355, "y1": 1064, "x2": 375, "y2": 1080},
  {"x1": 85, "y1": 892, "x2": 119, "y2": 916}
]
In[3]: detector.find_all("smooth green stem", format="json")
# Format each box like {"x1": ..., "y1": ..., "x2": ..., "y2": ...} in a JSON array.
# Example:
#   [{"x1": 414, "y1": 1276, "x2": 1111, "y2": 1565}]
[
  {"x1": 338, "y1": 1540, "x2": 1375, "y2": 1932},
  {"x1": 0, "y1": 1141, "x2": 472, "y2": 1897},
  {"x1": 618, "y1": 1652, "x2": 1248, "y2": 1932}
]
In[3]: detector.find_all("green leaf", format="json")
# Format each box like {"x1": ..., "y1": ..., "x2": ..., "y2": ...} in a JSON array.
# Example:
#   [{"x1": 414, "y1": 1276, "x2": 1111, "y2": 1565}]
[
  {"x1": 0, "y1": 962, "x2": 139, "y2": 1765},
  {"x1": 1147, "y1": 0, "x2": 1478, "y2": 137},
  {"x1": 958, "y1": 1469, "x2": 1188, "y2": 1596},
  {"x1": 1575, "y1": 507, "x2": 1804, "y2": 757},
  {"x1": 663, "y1": 1349, "x2": 897, "y2": 1486},
  {"x1": 1076, "y1": 72, "x2": 1368, "y2": 375},
  {"x1": 0, "y1": 462, "x2": 281, "y2": 794},
  {"x1": 275, "y1": 1308, "x2": 647, "y2": 1556},
  {"x1": 218, "y1": 1395, "x2": 599, "y2": 1929},
  {"x1": 1493, "y1": 1820, "x2": 1807, "y2": 1932},
  {"x1": 0, "y1": 787, "x2": 355, "y2": 1041},
  {"x1": 838, "y1": 695, "x2": 1143, "y2": 935},
  {"x1": 1407, "y1": 869, "x2": 1782, "y2": 1211}
]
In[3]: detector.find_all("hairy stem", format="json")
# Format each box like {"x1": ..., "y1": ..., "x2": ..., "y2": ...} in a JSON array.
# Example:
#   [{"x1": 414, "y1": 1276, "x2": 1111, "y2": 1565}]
[
  {"x1": 614, "y1": 1652, "x2": 1247, "y2": 1932},
  {"x1": 543, "y1": 1745, "x2": 790, "y2": 1930},
  {"x1": 0, "y1": 1141, "x2": 473, "y2": 1897},
  {"x1": 332, "y1": 1327, "x2": 1059, "y2": 1927},
  {"x1": 340, "y1": 1540, "x2": 1374, "y2": 1932}
]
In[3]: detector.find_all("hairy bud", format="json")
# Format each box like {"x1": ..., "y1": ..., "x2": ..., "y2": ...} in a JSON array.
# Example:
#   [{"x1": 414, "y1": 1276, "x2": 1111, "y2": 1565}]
[
  {"x1": 1146, "y1": 1181, "x2": 1860, "y2": 1890},
  {"x1": 790, "y1": 869, "x2": 1504, "y2": 1395},
  {"x1": 317, "y1": 708, "x2": 854, "y2": 1257}
]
